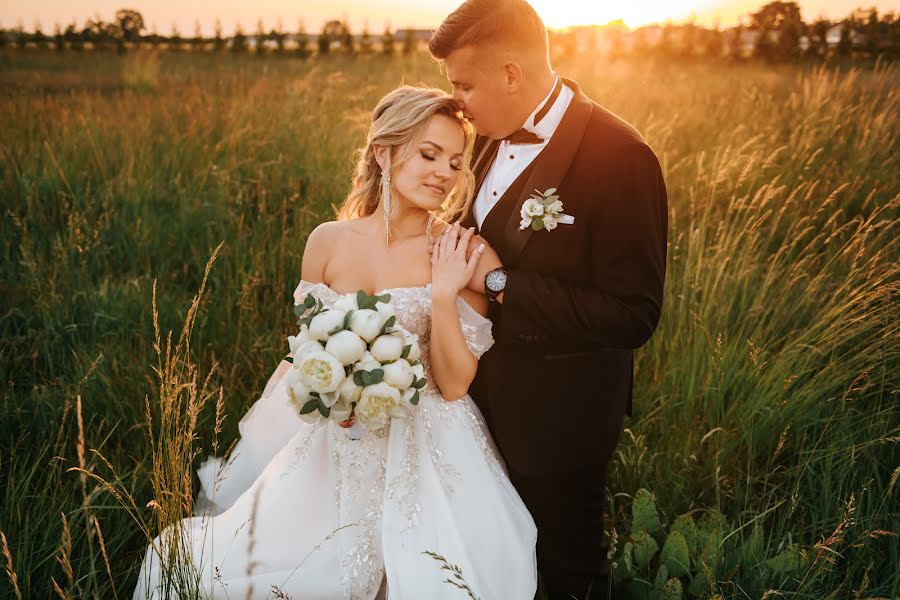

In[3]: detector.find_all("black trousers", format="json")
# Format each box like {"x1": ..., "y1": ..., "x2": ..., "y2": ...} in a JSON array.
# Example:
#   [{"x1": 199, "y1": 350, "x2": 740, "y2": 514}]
[{"x1": 509, "y1": 461, "x2": 614, "y2": 600}]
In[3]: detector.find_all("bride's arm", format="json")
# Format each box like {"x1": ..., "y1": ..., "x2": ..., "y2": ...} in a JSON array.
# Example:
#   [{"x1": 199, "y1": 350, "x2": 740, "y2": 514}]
[{"x1": 430, "y1": 224, "x2": 488, "y2": 401}]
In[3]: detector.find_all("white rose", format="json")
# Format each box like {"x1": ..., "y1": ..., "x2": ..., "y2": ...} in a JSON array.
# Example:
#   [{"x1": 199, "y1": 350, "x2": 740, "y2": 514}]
[
  {"x1": 356, "y1": 382, "x2": 401, "y2": 430},
  {"x1": 411, "y1": 362, "x2": 425, "y2": 383},
  {"x1": 349, "y1": 309, "x2": 384, "y2": 343},
  {"x1": 325, "y1": 330, "x2": 367, "y2": 366},
  {"x1": 332, "y1": 293, "x2": 358, "y2": 313},
  {"x1": 338, "y1": 375, "x2": 362, "y2": 405},
  {"x1": 382, "y1": 358, "x2": 414, "y2": 390},
  {"x1": 297, "y1": 350, "x2": 346, "y2": 394},
  {"x1": 375, "y1": 300, "x2": 395, "y2": 322},
  {"x1": 519, "y1": 216, "x2": 532, "y2": 230},
  {"x1": 308, "y1": 309, "x2": 347, "y2": 341},
  {"x1": 523, "y1": 198, "x2": 544, "y2": 218},
  {"x1": 542, "y1": 214, "x2": 558, "y2": 231},
  {"x1": 370, "y1": 334, "x2": 404, "y2": 363},
  {"x1": 329, "y1": 397, "x2": 353, "y2": 422},
  {"x1": 284, "y1": 369, "x2": 311, "y2": 413}
]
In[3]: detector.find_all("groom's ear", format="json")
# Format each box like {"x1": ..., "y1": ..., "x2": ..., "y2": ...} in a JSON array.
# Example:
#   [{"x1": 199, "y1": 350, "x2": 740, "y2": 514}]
[{"x1": 502, "y1": 61, "x2": 524, "y2": 94}]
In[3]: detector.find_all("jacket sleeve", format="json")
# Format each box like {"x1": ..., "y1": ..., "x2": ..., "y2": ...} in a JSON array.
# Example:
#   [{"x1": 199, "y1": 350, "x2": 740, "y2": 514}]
[{"x1": 496, "y1": 143, "x2": 668, "y2": 349}]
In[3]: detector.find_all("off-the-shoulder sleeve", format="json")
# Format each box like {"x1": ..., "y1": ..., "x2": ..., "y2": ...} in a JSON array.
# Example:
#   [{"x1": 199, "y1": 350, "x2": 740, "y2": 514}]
[
  {"x1": 456, "y1": 297, "x2": 495, "y2": 360},
  {"x1": 293, "y1": 280, "x2": 334, "y2": 306}
]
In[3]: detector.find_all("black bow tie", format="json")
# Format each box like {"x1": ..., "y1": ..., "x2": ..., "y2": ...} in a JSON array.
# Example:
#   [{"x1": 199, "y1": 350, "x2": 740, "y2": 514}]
[{"x1": 502, "y1": 77, "x2": 563, "y2": 146}]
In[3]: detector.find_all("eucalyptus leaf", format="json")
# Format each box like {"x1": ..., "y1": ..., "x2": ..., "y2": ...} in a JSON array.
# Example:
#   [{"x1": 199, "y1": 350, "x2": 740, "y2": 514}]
[
  {"x1": 531, "y1": 219, "x2": 545, "y2": 231},
  {"x1": 410, "y1": 390, "x2": 420, "y2": 406},
  {"x1": 298, "y1": 398, "x2": 319, "y2": 415}
]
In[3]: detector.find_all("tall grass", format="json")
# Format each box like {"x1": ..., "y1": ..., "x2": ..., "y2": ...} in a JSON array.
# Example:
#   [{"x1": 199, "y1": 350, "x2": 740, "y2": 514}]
[{"x1": 1, "y1": 50, "x2": 897, "y2": 598}]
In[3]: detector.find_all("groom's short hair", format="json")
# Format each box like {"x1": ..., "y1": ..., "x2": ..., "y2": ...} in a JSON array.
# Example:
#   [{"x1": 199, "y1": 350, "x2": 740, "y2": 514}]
[{"x1": 428, "y1": 0, "x2": 547, "y2": 59}]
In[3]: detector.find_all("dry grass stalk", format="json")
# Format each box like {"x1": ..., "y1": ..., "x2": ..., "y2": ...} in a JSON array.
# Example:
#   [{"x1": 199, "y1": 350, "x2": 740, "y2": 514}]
[{"x1": 0, "y1": 531, "x2": 23, "y2": 600}]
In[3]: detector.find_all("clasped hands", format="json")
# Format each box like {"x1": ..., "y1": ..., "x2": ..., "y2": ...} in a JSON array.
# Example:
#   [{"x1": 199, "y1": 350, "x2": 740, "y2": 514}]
[{"x1": 429, "y1": 222, "x2": 503, "y2": 300}]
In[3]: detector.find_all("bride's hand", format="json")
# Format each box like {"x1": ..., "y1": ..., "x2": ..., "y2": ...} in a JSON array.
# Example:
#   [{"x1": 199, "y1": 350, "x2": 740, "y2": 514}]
[{"x1": 431, "y1": 222, "x2": 485, "y2": 301}]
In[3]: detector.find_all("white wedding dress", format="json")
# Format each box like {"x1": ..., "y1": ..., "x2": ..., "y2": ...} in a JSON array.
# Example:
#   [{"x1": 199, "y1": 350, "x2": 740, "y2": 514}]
[{"x1": 133, "y1": 280, "x2": 537, "y2": 600}]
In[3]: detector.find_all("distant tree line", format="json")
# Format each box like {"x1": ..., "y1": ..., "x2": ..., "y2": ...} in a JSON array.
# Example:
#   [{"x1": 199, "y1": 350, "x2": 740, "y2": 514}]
[
  {"x1": 1, "y1": 3, "x2": 897, "y2": 62},
  {"x1": 555, "y1": 3, "x2": 898, "y2": 63},
  {"x1": 0, "y1": 9, "x2": 423, "y2": 57}
]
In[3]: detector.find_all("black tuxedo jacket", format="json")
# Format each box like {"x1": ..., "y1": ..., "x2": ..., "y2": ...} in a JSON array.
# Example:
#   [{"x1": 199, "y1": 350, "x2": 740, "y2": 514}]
[{"x1": 463, "y1": 78, "x2": 668, "y2": 477}]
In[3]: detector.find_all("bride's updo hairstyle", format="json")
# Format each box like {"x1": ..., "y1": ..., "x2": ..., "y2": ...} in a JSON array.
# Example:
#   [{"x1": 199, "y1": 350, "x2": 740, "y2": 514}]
[{"x1": 337, "y1": 86, "x2": 475, "y2": 224}]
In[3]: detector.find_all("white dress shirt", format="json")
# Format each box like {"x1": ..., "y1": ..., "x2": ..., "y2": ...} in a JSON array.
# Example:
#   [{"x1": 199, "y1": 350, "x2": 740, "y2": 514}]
[{"x1": 473, "y1": 74, "x2": 575, "y2": 230}]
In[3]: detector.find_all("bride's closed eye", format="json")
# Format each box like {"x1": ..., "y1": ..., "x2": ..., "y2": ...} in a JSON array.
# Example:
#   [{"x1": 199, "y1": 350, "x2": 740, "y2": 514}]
[{"x1": 421, "y1": 151, "x2": 462, "y2": 171}]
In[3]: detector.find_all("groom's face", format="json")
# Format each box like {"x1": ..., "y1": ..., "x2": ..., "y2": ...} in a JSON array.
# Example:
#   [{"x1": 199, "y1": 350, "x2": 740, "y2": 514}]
[{"x1": 444, "y1": 46, "x2": 518, "y2": 140}]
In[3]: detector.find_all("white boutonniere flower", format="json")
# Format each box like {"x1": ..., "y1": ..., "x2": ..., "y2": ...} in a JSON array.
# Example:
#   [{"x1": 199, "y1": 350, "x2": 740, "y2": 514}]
[{"x1": 519, "y1": 188, "x2": 574, "y2": 231}]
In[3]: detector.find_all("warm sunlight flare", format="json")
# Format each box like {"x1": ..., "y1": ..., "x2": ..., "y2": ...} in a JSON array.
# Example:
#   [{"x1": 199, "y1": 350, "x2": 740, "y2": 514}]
[{"x1": 529, "y1": 0, "x2": 712, "y2": 28}]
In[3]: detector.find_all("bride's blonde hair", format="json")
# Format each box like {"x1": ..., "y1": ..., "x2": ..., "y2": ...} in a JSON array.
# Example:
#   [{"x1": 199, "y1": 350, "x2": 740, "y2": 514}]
[{"x1": 337, "y1": 86, "x2": 476, "y2": 224}]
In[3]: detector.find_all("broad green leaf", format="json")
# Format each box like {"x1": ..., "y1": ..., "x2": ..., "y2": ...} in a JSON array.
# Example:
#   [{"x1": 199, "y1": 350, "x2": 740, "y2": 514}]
[
  {"x1": 410, "y1": 390, "x2": 420, "y2": 406},
  {"x1": 661, "y1": 577, "x2": 683, "y2": 600},
  {"x1": 661, "y1": 530, "x2": 690, "y2": 578},
  {"x1": 631, "y1": 530, "x2": 659, "y2": 570},
  {"x1": 631, "y1": 488, "x2": 661, "y2": 534},
  {"x1": 654, "y1": 564, "x2": 668, "y2": 590},
  {"x1": 671, "y1": 514, "x2": 698, "y2": 557}
]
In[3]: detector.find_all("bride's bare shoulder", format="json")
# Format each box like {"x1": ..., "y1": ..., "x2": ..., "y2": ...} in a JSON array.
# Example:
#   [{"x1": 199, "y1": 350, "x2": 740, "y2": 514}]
[{"x1": 302, "y1": 220, "x2": 348, "y2": 281}]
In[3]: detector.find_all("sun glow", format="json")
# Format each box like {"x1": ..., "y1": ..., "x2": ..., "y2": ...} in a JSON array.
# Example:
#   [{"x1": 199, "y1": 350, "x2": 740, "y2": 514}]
[{"x1": 529, "y1": 0, "x2": 713, "y2": 29}]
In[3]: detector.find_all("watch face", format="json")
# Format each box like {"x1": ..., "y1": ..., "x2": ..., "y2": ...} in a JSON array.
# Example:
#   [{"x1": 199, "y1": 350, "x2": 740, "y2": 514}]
[{"x1": 486, "y1": 270, "x2": 507, "y2": 293}]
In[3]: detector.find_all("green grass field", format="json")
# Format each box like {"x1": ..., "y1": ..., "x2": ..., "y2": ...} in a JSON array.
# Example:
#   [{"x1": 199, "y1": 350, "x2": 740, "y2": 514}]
[{"x1": 1, "y1": 49, "x2": 898, "y2": 598}]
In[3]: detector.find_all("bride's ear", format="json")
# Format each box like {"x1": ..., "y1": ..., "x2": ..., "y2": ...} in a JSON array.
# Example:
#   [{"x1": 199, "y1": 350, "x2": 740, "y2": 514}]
[{"x1": 373, "y1": 144, "x2": 389, "y2": 172}]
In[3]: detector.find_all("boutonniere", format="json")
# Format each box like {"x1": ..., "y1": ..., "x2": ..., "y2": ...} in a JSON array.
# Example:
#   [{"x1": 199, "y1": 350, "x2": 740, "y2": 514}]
[{"x1": 518, "y1": 188, "x2": 575, "y2": 231}]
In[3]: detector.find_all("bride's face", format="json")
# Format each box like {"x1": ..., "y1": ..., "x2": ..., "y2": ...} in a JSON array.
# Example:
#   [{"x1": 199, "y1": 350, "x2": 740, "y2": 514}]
[{"x1": 388, "y1": 114, "x2": 465, "y2": 212}]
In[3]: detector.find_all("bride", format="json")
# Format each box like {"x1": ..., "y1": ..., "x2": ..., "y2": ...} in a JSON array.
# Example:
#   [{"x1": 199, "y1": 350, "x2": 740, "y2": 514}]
[{"x1": 132, "y1": 86, "x2": 538, "y2": 599}]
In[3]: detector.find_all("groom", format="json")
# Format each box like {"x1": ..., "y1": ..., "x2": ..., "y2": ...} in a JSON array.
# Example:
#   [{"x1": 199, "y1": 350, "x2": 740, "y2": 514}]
[{"x1": 429, "y1": 1, "x2": 668, "y2": 598}]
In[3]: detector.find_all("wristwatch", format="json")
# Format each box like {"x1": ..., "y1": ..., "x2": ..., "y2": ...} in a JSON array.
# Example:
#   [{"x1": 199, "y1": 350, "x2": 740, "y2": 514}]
[{"x1": 485, "y1": 267, "x2": 508, "y2": 302}]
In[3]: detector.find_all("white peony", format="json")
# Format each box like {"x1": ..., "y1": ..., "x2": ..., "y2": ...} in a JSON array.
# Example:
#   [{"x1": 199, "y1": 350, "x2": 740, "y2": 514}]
[
  {"x1": 411, "y1": 362, "x2": 425, "y2": 383},
  {"x1": 405, "y1": 332, "x2": 421, "y2": 362},
  {"x1": 543, "y1": 214, "x2": 558, "y2": 231},
  {"x1": 523, "y1": 198, "x2": 544, "y2": 218},
  {"x1": 329, "y1": 397, "x2": 353, "y2": 422},
  {"x1": 370, "y1": 334, "x2": 404, "y2": 363},
  {"x1": 332, "y1": 293, "x2": 359, "y2": 313},
  {"x1": 287, "y1": 324, "x2": 312, "y2": 355},
  {"x1": 356, "y1": 382, "x2": 401, "y2": 430},
  {"x1": 402, "y1": 387, "x2": 419, "y2": 406},
  {"x1": 325, "y1": 330, "x2": 367, "y2": 366},
  {"x1": 319, "y1": 390, "x2": 340, "y2": 408},
  {"x1": 338, "y1": 375, "x2": 363, "y2": 405},
  {"x1": 308, "y1": 309, "x2": 347, "y2": 341},
  {"x1": 349, "y1": 309, "x2": 385, "y2": 343},
  {"x1": 284, "y1": 369, "x2": 311, "y2": 413},
  {"x1": 382, "y1": 358, "x2": 414, "y2": 390},
  {"x1": 353, "y1": 351, "x2": 382, "y2": 373},
  {"x1": 293, "y1": 339, "x2": 325, "y2": 363},
  {"x1": 297, "y1": 350, "x2": 346, "y2": 394},
  {"x1": 375, "y1": 300, "x2": 395, "y2": 322}
]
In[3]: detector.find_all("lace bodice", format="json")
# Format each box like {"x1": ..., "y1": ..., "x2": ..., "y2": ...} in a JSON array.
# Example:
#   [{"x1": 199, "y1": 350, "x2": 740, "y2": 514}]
[{"x1": 292, "y1": 281, "x2": 495, "y2": 370}]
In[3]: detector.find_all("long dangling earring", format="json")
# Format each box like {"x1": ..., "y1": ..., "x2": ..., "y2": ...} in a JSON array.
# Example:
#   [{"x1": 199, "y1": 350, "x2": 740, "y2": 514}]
[{"x1": 381, "y1": 153, "x2": 392, "y2": 246}]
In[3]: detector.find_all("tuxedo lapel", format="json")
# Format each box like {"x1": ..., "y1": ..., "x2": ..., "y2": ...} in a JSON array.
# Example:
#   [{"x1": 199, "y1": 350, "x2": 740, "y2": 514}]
[
  {"x1": 462, "y1": 136, "x2": 501, "y2": 230},
  {"x1": 501, "y1": 78, "x2": 593, "y2": 267}
]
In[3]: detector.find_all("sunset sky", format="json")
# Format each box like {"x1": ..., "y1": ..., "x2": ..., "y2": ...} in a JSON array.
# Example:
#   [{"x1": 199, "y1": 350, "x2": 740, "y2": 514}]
[{"x1": 2, "y1": 0, "x2": 897, "y2": 35}]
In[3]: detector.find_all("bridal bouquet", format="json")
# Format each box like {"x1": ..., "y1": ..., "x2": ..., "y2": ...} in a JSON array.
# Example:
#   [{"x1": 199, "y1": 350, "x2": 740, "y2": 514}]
[{"x1": 283, "y1": 289, "x2": 426, "y2": 433}]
